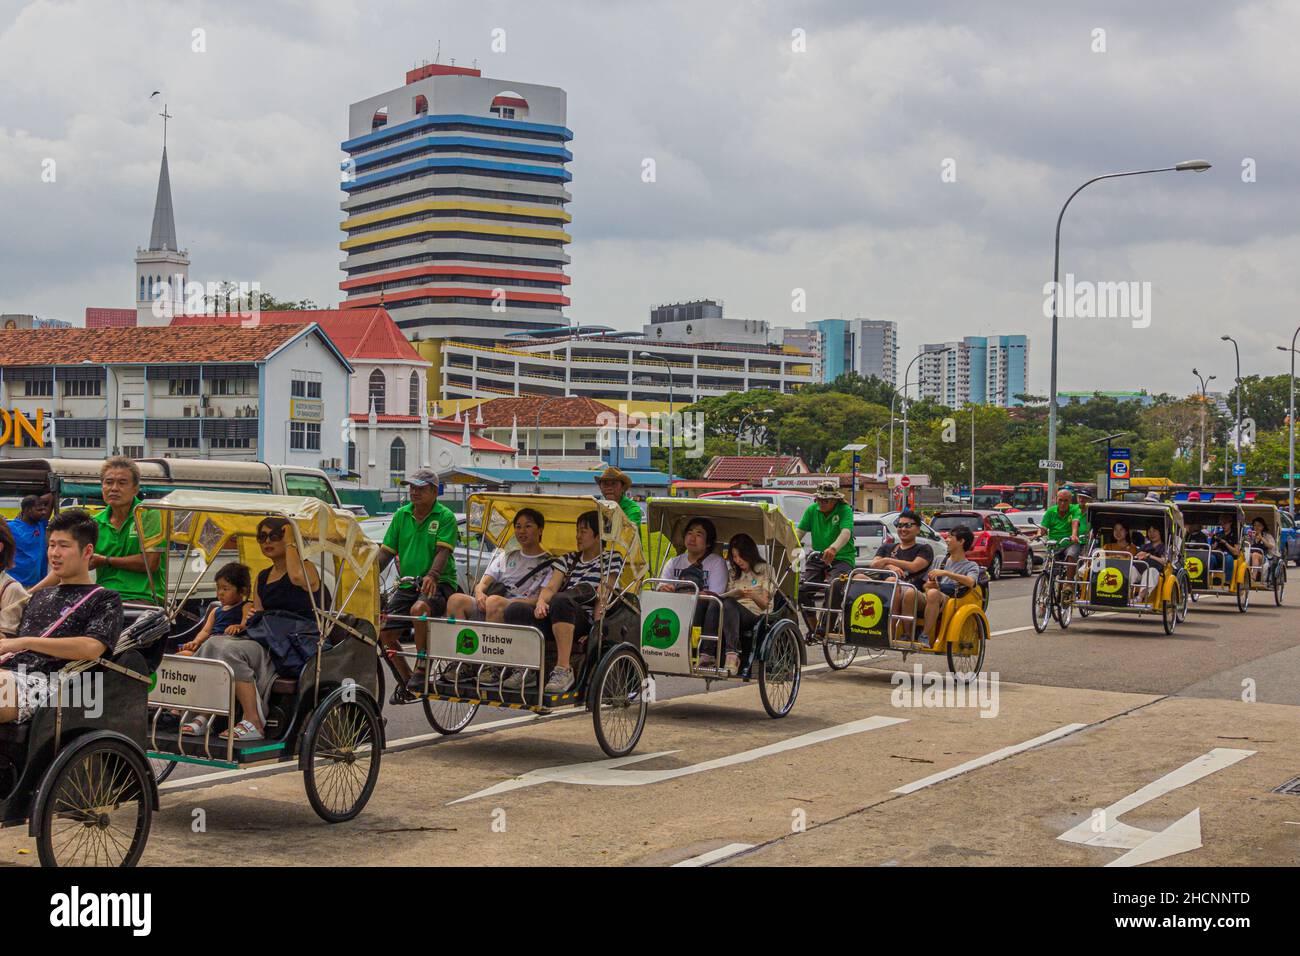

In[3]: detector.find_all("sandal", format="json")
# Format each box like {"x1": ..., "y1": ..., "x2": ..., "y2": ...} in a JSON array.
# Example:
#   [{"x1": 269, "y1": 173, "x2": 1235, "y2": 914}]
[
  {"x1": 221, "y1": 719, "x2": 264, "y2": 742},
  {"x1": 180, "y1": 714, "x2": 210, "y2": 736}
]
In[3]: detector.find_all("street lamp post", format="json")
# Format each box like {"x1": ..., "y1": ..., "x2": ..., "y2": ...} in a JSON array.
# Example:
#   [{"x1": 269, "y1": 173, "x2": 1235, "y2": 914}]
[
  {"x1": 1192, "y1": 368, "x2": 1216, "y2": 488},
  {"x1": 890, "y1": 353, "x2": 924, "y2": 473},
  {"x1": 1046, "y1": 160, "x2": 1212, "y2": 501},
  {"x1": 1221, "y1": 335, "x2": 1242, "y2": 492},
  {"x1": 736, "y1": 407, "x2": 775, "y2": 457},
  {"x1": 638, "y1": 352, "x2": 675, "y2": 481},
  {"x1": 1279, "y1": 330, "x2": 1300, "y2": 514}
]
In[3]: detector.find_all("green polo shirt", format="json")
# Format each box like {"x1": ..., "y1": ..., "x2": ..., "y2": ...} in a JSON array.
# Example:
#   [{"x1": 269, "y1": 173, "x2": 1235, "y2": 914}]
[
  {"x1": 1041, "y1": 504, "x2": 1083, "y2": 545},
  {"x1": 617, "y1": 495, "x2": 642, "y2": 526},
  {"x1": 94, "y1": 499, "x2": 165, "y2": 604},
  {"x1": 382, "y1": 501, "x2": 459, "y2": 588},
  {"x1": 798, "y1": 500, "x2": 856, "y2": 565}
]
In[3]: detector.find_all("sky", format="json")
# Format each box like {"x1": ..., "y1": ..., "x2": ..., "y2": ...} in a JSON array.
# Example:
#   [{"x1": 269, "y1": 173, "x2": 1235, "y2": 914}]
[{"x1": 1, "y1": 0, "x2": 1298, "y2": 397}]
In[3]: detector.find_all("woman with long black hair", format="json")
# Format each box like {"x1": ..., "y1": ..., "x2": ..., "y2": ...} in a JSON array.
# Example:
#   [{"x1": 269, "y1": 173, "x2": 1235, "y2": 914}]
[{"x1": 718, "y1": 532, "x2": 775, "y2": 675}]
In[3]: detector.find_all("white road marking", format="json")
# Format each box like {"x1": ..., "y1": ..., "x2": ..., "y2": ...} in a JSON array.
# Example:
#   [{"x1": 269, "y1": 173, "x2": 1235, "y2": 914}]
[
  {"x1": 449, "y1": 715, "x2": 908, "y2": 804},
  {"x1": 1057, "y1": 747, "x2": 1256, "y2": 867},
  {"x1": 672, "y1": 843, "x2": 755, "y2": 867},
  {"x1": 892, "y1": 723, "x2": 1088, "y2": 794},
  {"x1": 993, "y1": 612, "x2": 1116, "y2": 637}
]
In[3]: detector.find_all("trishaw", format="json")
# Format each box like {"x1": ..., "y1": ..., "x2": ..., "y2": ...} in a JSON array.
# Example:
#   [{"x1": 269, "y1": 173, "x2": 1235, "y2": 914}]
[
  {"x1": 391, "y1": 494, "x2": 651, "y2": 758},
  {"x1": 141, "y1": 491, "x2": 385, "y2": 822},
  {"x1": 807, "y1": 552, "x2": 993, "y2": 680},
  {"x1": 641, "y1": 498, "x2": 804, "y2": 718},
  {"x1": 1177, "y1": 501, "x2": 1252, "y2": 612},
  {"x1": 1241, "y1": 502, "x2": 1286, "y2": 606},
  {"x1": 1046, "y1": 501, "x2": 1189, "y2": 634},
  {"x1": 0, "y1": 608, "x2": 169, "y2": 866}
]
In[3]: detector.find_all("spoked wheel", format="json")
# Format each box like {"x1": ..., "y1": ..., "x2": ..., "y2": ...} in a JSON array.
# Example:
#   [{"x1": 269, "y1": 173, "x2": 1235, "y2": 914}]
[
  {"x1": 1057, "y1": 595, "x2": 1074, "y2": 629},
  {"x1": 1236, "y1": 580, "x2": 1250, "y2": 613},
  {"x1": 1274, "y1": 563, "x2": 1286, "y2": 606},
  {"x1": 759, "y1": 622, "x2": 802, "y2": 718},
  {"x1": 823, "y1": 639, "x2": 859, "y2": 670},
  {"x1": 302, "y1": 690, "x2": 382, "y2": 823},
  {"x1": 946, "y1": 613, "x2": 988, "y2": 681},
  {"x1": 1176, "y1": 572, "x2": 1191, "y2": 622},
  {"x1": 591, "y1": 646, "x2": 648, "y2": 758},
  {"x1": 148, "y1": 755, "x2": 177, "y2": 784},
  {"x1": 37, "y1": 738, "x2": 152, "y2": 867},
  {"x1": 1031, "y1": 573, "x2": 1052, "y2": 633},
  {"x1": 1162, "y1": 582, "x2": 1181, "y2": 635},
  {"x1": 423, "y1": 697, "x2": 479, "y2": 735}
]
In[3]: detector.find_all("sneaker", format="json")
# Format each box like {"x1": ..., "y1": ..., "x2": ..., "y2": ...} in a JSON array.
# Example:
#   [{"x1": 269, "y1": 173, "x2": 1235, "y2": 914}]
[
  {"x1": 724, "y1": 652, "x2": 740, "y2": 676},
  {"x1": 438, "y1": 662, "x2": 464, "y2": 683},
  {"x1": 544, "y1": 666, "x2": 574, "y2": 694},
  {"x1": 405, "y1": 670, "x2": 428, "y2": 693},
  {"x1": 476, "y1": 665, "x2": 502, "y2": 686},
  {"x1": 697, "y1": 652, "x2": 716, "y2": 668},
  {"x1": 916, "y1": 633, "x2": 933, "y2": 648},
  {"x1": 500, "y1": 669, "x2": 525, "y2": 692}
]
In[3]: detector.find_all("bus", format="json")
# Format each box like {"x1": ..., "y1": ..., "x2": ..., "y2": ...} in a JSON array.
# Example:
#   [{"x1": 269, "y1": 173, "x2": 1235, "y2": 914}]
[
  {"x1": 973, "y1": 484, "x2": 1016, "y2": 509},
  {"x1": 1012, "y1": 482, "x2": 1049, "y2": 511}
]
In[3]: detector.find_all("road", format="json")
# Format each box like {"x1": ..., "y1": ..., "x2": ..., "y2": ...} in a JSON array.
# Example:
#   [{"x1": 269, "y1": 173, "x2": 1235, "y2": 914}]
[{"x1": 5, "y1": 570, "x2": 1299, "y2": 866}]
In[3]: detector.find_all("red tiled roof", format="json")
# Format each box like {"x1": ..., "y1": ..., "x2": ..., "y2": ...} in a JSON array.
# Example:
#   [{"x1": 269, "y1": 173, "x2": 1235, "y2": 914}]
[
  {"x1": 474, "y1": 396, "x2": 614, "y2": 428},
  {"x1": 172, "y1": 308, "x2": 423, "y2": 363},
  {"x1": 703, "y1": 456, "x2": 809, "y2": 482},
  {"x1": 0, "y1": 324, "x2": 314, "y2": 365},
  {"x1": 431, "y1": 431, "x2": 517, "y2": 453},
  {"x1": 84, "y1": 307, "x2": 136, "y2": 328}
]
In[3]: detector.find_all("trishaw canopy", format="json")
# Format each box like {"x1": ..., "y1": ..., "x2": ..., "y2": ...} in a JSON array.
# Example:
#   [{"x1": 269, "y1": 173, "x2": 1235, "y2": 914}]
[
  {"x1": 464, "y1": 493, "x2": 645, "y2": 588},
  {"x1": 1240, "y1": 502, "x2": 1281, "y2": 536},
  {"x1": 1176, "y1": 500, "x2": 1248, "y2": 530},
  {"x1": 644, "y1": 496, "x2": 802, "y2": 601},
  {"x1": 136, "y1": 490, "x2": 381, "y2": 624}
]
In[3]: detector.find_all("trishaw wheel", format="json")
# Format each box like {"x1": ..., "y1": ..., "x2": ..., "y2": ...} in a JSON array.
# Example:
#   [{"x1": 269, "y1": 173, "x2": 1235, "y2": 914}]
[
  {"x1": 303, "y1": 693, "x2": 382, "y2": 823},
  {"x1": 423, "y1": 698, "x2": 478, "y2": 735},
  {"x1": 823, "y1": 640, "x2": 858, "y2": 670},
  {"x1": 1057, "y1": 597, "x2": 1073, "y2": 629},
  {"x1": 980, "y1": 584, "x2": 989, "y2": 612},
  {"x1": 1236, "y1": 581, "x2": 1250, "y2": 613},
  {"x1": 591, "y1": 646, "x2": 648, "y2": 758},
  {"x1": 148, "y1": 755, "x2": 177, "y2": 784},
  {"x1": 759, "y1": 622, "x2": 802, "y2": 718},
  {"x1": 946, "y1": 613, "x2": 987, "y2": 681},
  {"x1": 1031, "y1": 573, "x2": 1051, "y2": 633},
  {"x1": 1274, "y1": 564, "x2": 1286, "y2": 606},
  {"x1": 1162, "y1": 583, "x2": 1180, "y2": 635},
  {"x1": 37, "y1": 738, "x2": 152, "y2": 868}
]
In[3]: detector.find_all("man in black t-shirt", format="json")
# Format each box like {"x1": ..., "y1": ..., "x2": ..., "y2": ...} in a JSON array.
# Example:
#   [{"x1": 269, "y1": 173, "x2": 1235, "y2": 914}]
[
  {"x1": 0, "y1": 509, "x2": 122, "y2": 724},
  {"x1": 871, "y1": 511, "x2": 934, "y2": 641}
]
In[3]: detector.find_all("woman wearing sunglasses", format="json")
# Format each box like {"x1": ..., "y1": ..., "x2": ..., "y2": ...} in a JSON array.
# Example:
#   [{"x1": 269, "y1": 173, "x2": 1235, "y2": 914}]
[{"x1": 184, "y1": 517, "x2": 323, "y2": 741}]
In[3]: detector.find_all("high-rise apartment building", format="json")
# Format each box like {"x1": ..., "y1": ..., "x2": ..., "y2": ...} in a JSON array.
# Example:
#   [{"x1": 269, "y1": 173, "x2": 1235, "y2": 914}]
[
  {"x1": 916, "y1": 334, "x2": 1029, "y2": 407},
  {"x1": 806, "y1": 318, "x2": 897, "y2": 384}
]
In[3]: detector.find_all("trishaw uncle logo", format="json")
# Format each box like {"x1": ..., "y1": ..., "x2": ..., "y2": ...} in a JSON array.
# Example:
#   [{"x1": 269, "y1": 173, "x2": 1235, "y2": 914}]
[
  {"x1": 850, "y1": 593, "x2": 884, "y2": 631},
  {"x1": 1095, "y1": 567, "x2": 1125, "y2": 595},
  {"x1": 642, "y1": 608, "x2": 680, "y2": 649},
  {"x1": 455, "y1": 627, "x2": 479, "y2": 655},
  {"x1": 1185, "y1": 556, "x2": 1205, "y2": 580}
]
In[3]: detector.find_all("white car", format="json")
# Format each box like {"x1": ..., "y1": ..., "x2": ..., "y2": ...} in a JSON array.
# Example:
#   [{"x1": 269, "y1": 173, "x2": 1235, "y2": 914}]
[
  {"x1": 361, "y1": 512, "x2": 485, "y2": 593},
  {"x1": 698, "y1": 490, "x2": 816, "y2": 525},
  {"x1": 1008, "y1": 509, "x2": 1048, "y2": 570},
  {"x1": 852, "y1": 511, "x2": 950, "y2": 567}
]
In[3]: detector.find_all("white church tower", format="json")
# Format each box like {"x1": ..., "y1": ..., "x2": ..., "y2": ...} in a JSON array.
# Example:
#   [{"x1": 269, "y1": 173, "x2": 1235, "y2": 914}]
[{"x1": 136, "y1": 106, "x2": 189, "y2": 327}]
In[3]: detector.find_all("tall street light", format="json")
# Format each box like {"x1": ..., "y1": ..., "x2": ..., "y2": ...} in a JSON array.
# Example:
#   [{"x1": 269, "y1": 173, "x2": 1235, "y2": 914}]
[
  {"x1": 1191, "y1": 368, "x2": 1216, "y2": 488},
  {"x1": 889, "y1": 351, "x2": 924, "y2": 473},
  {"x1": 736, "y1": 407, "x2": 775, "y2": 456},
  {"x1": 1046, "y1": 159, "x2": 1212, "y2": 500},
  {"x1": 1279, "y1": 329, "x2": 1300, "y2": 514},
  {"x1": 1221, "y1": 335, "x2": 1242, "y2": 492},
  {"x1": 638, "y1": 351, "x2": 675, "y2": 481}
]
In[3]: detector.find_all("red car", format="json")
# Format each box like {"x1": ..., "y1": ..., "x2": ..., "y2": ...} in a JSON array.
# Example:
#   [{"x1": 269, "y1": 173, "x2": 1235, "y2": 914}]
[{"x1": 929, "y1": 510, "x2": 1033, "y2": 579}]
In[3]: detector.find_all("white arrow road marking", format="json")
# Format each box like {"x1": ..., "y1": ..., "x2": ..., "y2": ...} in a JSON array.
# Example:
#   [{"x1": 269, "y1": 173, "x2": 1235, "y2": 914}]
[
  {"x1": 449, "y1": 715, "x2": 907, "y2": 804},
  {"x1": 1058, "y1": 747, "x2": 1255, "y2": 867},
  {"x1": 893, "y1": 723, "x2": 1088, "y2": 794},
  {"x1": 672, "y1": 843, "x2": 755, "y2": 867}
]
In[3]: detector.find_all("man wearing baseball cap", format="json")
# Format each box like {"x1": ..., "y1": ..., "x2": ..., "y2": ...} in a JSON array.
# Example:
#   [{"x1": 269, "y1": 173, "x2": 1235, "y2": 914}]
[
  {"x1": 796, "y1": 480, "x2": 856, "y2": 636},
  {"x1": 378, "y1": 468, "x2": 462, "y2": 701},
  {"x1": 595, "y1": 466, "x2": 642, "y2": 525}
]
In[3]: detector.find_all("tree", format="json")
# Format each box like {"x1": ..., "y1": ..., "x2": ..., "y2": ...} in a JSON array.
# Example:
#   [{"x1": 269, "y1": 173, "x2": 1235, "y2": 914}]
[
  {"x1": 803, "y1": 373, "x2": 899, "y2": 408},
  {"x1": 1229, "y1": 375, "x2": 1291, "y2": 432},
  {"x1": 255, "y1": 291, "x2": 318, "y2": 312}
]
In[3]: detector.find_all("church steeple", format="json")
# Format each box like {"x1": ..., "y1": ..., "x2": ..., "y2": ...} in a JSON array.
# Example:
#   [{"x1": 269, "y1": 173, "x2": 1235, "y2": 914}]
[{"x1": 147, "y1": 147, "x2": 179, "y2": 252}]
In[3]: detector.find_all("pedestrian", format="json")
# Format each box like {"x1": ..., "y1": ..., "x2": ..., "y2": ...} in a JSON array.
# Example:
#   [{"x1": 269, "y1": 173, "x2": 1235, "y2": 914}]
[{"x1": 6, "y1": 492, "x2": 52, "y2": 588}]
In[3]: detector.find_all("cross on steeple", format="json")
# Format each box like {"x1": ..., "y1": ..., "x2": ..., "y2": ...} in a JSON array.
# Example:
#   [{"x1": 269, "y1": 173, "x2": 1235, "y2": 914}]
[{"x1": 158, "y1": 103, "x2": 172, "y2": 149}]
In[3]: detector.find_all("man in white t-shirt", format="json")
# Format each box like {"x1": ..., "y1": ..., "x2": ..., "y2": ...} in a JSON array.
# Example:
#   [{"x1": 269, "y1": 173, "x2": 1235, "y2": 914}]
[{"x1": 445, "y1": 508, "x2": 551, "y2": 685}]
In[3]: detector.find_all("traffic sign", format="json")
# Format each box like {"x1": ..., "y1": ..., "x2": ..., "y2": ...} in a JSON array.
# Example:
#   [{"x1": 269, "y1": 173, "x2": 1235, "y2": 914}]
[
  {"x1": 1109, "y1": 458, "x2": 1130, "y2": 480},
  {"x1": 1038, "y1": 459, "x2": 1063, "y2": 471},
  {"x1": 1232, "y1": 462, "x2": 1246, "y2": 477},
  {"x1": 899, "y1": 476, "x2": 911, "y2": 488},
  {"x1": 531, "y1": 464, "x2": 541, "y2": 478},
  {"x1": 1285, "y1": 473, "x2": 1300, "y2": 480}
]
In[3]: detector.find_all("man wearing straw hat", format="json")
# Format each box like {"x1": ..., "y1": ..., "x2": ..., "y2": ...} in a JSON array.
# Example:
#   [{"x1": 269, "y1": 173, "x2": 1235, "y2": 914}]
[
  {"x1": 796, "y1": 480, "x2": 856, "y2": 635},
  {"x1": 595, "y1": 466, "x2": 642, "y2": 525}
]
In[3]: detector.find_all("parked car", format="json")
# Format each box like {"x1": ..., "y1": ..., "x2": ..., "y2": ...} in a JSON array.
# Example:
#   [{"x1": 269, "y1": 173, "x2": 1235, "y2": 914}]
[
  {"x1": 1282, "y1": 509, "x2": 1300, "y2": 566},
  {"x1": 928, "y1": 509, "x2": 1033, "y2": 579},
  {"x1": 1009, "y1": 509, "x2": 1048, "y2": 570},
  {"x1": 361, "y1": 512, "x2": 482, "y2": 592},
  {"x1": 852, "y1": 512, "x2": 949, "y2": 567},
  {"x1": 698, "y1": 489, "x2": 815, "y2": 525}
]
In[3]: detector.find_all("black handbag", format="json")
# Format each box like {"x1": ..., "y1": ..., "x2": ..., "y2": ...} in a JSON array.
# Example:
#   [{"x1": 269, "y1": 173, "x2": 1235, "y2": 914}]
[{"x1": 243, "y1": 610, "x2": 320, "y2": 678}]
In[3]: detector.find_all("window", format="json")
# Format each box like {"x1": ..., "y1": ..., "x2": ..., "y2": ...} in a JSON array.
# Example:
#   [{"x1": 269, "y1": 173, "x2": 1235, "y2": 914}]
[
  {"x1": 389, "y1": 437, "x2": 406, "y2": 478},
  {"x1": 63, "y1": 379, "x2": 102, "y2": 397},
  {"x1": 210, "y1": 378, "x2": 249, "y2": 396},
  {"x1": 284, "y1": 473, "x2": 334, "y2": 504},
  {"x1": 291, "y1": 370, "x2": 322, "y2": 399},
  {"x1": 24, "y1": 379, "x2": 53, "y2": 397},
  {"x1": 368, "y1": 369, "x2": 387, "y2": 414},
  {"x1": 122, "y1": 445, "x2": 143, "y2": 458},
  {"x1": 290, "y1": 422, "x2": 321, "y2": 451},
  {"x1": 62, "y1": 436, "x2": 102, "y2": 449},
  {"x1": 346, "y1": 440, "x2": 357, "y2": 474},
  {"x1": 168, "y1": 378, "x2": 199, "y2": 396},
  {"x1": 408, "y1": 374, "x2": 421, "y2": 416},
  {"x1": 167, "y1": 436, "x2": 199, "y2": 449},
  {"x1": 211, "y1": 437, "x2": 252, "y2": 449}
]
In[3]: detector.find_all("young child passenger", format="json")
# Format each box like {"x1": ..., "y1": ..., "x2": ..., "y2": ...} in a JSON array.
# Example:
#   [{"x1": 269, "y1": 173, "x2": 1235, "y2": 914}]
[{"x1": 180, "y1": 562, "x2": 254, "y2": 656}]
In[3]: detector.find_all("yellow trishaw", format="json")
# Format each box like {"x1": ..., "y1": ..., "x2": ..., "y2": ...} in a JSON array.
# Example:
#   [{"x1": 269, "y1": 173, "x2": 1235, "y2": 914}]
[
  {"x1": 1241, "y1": 502, "x2": 1286, "y2": 605},
  {"x1": 1178, "y1": 500, "x2": 1251, "y2": 612}
]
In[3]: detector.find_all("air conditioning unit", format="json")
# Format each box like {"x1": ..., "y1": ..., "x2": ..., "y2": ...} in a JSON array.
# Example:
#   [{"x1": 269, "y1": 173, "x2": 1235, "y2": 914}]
[{"x1": 182, "y1": 406, "x2": 191, "y2": 417}]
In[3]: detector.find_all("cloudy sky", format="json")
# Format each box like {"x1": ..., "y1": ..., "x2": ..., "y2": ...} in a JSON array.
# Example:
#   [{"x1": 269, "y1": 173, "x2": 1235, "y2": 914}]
[{"x1": 2, "y1": 0, "x2": 1297, "y2": 396}]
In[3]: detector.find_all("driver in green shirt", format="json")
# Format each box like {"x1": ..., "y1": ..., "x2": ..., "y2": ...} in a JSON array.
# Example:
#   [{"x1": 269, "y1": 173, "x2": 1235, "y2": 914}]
[
  {"x1": 33, "y1": 457, "x2": 165, "y2": 605},
  {"x1": 595, "y1": 466, "x2": 642, "y2": 525},
  {"x1": 796, "y1": 480, "x2": 856, "y2": 635},
  {"x1": 1041, "y1": 488, "x2": 1084, "y2": 563},
  {"x1": 378, "y1": 468, "x2": 463, "y2": 700}
]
